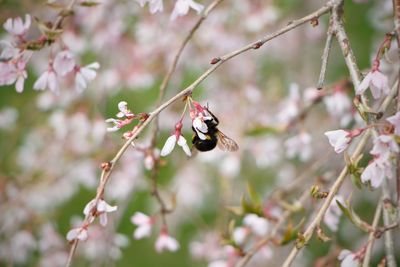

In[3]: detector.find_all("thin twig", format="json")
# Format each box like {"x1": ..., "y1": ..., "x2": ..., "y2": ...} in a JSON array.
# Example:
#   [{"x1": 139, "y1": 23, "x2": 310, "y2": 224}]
[
  {"x1": 280, "y1": 80, "x2": 399, "y2": 267},
  {"x1": 362, "y1": 201, "x2": 382, "y2": 267},
  {"x1": 64, "y1": 3, "x2": 333, "y2": 266},
  {"x1": 317, "y1": 17, "x2": 334, "y2": 90},
  {"x1": 381, "y1": 180, "x2": 397, "y2": 267}
]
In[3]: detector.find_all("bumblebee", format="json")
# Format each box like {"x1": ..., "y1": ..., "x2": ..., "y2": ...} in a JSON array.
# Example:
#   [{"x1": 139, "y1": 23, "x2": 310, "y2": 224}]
[{"x1": 192, "y1": 109, "x2": 239, "y2": 152}]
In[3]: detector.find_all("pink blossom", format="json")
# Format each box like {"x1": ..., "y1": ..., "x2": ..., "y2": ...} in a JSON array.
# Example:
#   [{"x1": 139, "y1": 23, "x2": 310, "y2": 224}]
[
  {"x1": 357, "y1": 61, "x2": 389, "y2": 99},
  {"x1": 338, "y1": 249, "x2": 360, "y2": 267},
  {"x1": 53, "y1": 50, "x2": 75, "y2": 76},
  {"x1": 232, "y1": 227, "x2": 248, "y2": 245},
  {"x1": 131, "y1": 212, "x2": 154, "y2": 239},
  {"x1": 66, "y1": 227, "x2": 88, "y2": 242},
  {"x1": 137, "y1": 0, "x2": 163, "y2": 13},
  {"x1": 277, "y1": 83, "x2": 301, "y2": 124},
  {"x1": 386, "y1": 111, "x2": 400, "y2": 135},
  {"x1": 0, "y1": 59, "x2": 27, "y2": 93},
  {"x1": 370, "y1": 134, "x2": 399, "y2": 161},
  {"x1": 105, "y1": 101, "x2": 135, "y2": 132},
  {"x1": 3, "y1": 14, "x2": 31, "y2": 37},
  {"x1": 155, "y1": 231, "x2": 180, "y2": 253},
  {"x1": 170, "y1": 0, "x2": 204, "y2": 20},
  {"x1": 74, "y1": 62, "x2": 100, "y2": 92},
  {"x1": 83, "y1": 199, "x2": 117, "y2": 226},
  {"x1": 116, "y1": 101, "x2": 135, "y2": 118},
  {"x1": 0, "y1": 41, "x2": 19, "y2": 60},
  {"x1": 284, "y1": 132, "x2": 312, "y2": 161},
  {"x1": 243, "y1": 213, "x2": 269, "y2": 236},
  {"x1": 361, "y1": 160, "x2": 394, "y2": 188},
  {"x1": 33, "y1": 68, "x2": 59, "y2": 92},
  {"x1": 324, "y1": 128, "x2": 364, "y2": 153},
  {"x1": 323, "y1": 90, "x2": 351, "y2": 119},
  {"x1": 160, "y1": 121, "x2": 191, "y2": 157}
]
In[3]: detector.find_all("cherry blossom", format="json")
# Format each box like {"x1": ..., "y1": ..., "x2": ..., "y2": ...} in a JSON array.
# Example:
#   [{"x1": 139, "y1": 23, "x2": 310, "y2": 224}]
[
  {"x1": 386, "y1": 111, "x2": 400, "y2": 135},
  {"x1": 83, "y1": 199, "x2": 117, "y2": 226},
  {"x1": 361, "y1": 159, "x2": 394, "y2": 188},
  {"x1": 243, "y1": 213, "x2": 269, "y2": 236},
  {"x1": 131, "y1": 212, "x2": 154, "y2": 239},
  {"x1": 171, "y1": 0, "x2": 204, "y2": 20},
  {"x1": 74, "y1": 62, "x2": 100, "y2": 92},
  {"x1": 370, "y1": 134, "x2": 399, "y2": 161},
  {"x1": 324, "y1": 128, "x2": 364, "y2": 153},
  {"x1": 0, "y1": 59, "x2": 27, "y2": 93},
  {"x1": 284, "y1": 132, "x2": 312, "y2": 161},
  {"x1": 33, "y1": 67, "x2": 59, "y2": 92},
  {"x1": 105, "y1": 101, "x2": 135, "y2": 132},
  {"x1": 137, "y1": 0, "x2": 163, "y2": 14},
  {"x1": 160, "y1": 121, "x2": 191, "y2": 157},
  {"x1": 155, "y1": 230, "x2": 180, "y2": 253},
  {"x1": 3, "y1": 14, "x2": 31, "y2": 38},
  {"x1": 323, "y1": 89, "x2": 352, "y2": 126},
  {"x1": 357, "y1": 60, "x2": 389, "y2": 99},
  {"x1": 338, "y1": 249, "x2": 360, "y2": 267},
  {"x1": 232, "y1": 227, "x2": 248, "y2": 245},
  {"x1": 66, "y1": 227, "x2": 88, "y2": 242},
  {"x1": 277, "y1": 83, "x2": 301, "y2": 124},
  {"x1": 189, "y1": 101, "x2": 213, "y2": 140},
  {"x1": 53, "y1": 50, "x2": 75, "y2": 76}
]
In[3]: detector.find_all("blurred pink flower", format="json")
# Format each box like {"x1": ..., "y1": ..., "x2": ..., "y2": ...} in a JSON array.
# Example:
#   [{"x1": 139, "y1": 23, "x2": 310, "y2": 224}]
[
  {"x1": 361, "y1": 159, "x2": 394, "y2": 188},
  {"x1": 83, "y1": 199, "x2": 117, "y2": 226},
  {"x1": 170, "y1": 0, "x2": 204, "y2": 20},
  {"x1": 0, "y1": 59, "x2": 27, "y2": 93},
  {"x1": 137, "y1": 0, "x2": 163, "y2": 13},
  {"x1": 323, "y1": 195, "x2": 344, "y2": 232},
  {"x1": 155, "y1": 231, "x2": 180, "y2": 253},
  {"x1": 243, "y1": 213, "x2": 269, "y2": 236},
  {"x1": 338, "y1": 249, "x2": 360, "y2": 267},
  {"x1": 66, "y1": 227, "x2": 88, "y2": 242},
  {"x1": 357, "y1": 61, "x2": 389, "y2": 99},
  {"x1": 232, "y1": 227, "x2": 248, "y2": 245},
  {"x1": 387, "y1": 111, "x2": 400, "y2": 135},
  {"x1": 284, "y1": 132, "x2": 312, "y2": 161},
  {"x1": 131, "y1": 212, "x2": 154, "y2": 239},
  {"x1": 74, "y1": 62, "x2": 100, "y2": 92},
  {"x1": 33, "y1": 67, "x2": 59, "y2": 93},
  {"x1": 3, "y1": 14, "x2": 31, "y2": 37},
  {"x1": 370, "y1": 134, "x2": 399, "y2": 161},
  {"x1": 53, "y1": 50, "x2": 75, "y2": 76}
]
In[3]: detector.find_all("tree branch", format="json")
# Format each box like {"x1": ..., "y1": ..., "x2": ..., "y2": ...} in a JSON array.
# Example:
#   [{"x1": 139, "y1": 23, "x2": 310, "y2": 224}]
[
  {"x1": 280, "y1": 80, "x2": 399, "y2": 267},
  {"x1": 64, "y1": 3, "x2": 333, "y2": 266},
  {"x1": 362, "y1": 201, "x2": 382, "y2": 267}
]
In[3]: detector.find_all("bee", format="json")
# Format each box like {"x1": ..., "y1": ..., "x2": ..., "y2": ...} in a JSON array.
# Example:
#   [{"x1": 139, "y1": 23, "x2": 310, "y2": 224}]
[{"x1": 192, "y1": 108, "x2": 239, "y2": 152}]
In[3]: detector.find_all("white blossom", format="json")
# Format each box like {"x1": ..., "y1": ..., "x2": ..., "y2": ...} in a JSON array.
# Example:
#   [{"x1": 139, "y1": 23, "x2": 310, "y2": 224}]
[
  {"x1": 171, "y1": 0, "x2": 204, "y2": 20},
  {"x1": 155, "y1": 232, "x2": 180, "y2": 253}
]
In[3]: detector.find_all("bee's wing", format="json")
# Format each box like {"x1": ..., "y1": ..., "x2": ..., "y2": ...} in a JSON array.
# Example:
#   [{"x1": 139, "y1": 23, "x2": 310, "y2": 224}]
[{"x1": 217, "y1": 130, "x2": 239, "y2": 152}]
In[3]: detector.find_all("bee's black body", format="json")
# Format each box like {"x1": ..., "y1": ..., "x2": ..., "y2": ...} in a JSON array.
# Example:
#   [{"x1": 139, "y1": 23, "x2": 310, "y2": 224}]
[{"x1": 192, "y1": 114, "x2": 219, "y2": 152}]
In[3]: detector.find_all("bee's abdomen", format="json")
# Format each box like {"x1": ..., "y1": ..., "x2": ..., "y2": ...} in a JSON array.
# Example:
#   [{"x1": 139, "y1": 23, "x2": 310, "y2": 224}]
[{"x1": 192, "y1": 134, "x2": 218, "y2": 151}]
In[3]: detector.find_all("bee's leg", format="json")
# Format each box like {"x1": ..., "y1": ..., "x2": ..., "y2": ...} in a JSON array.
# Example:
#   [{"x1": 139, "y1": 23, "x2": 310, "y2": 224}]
[{"x1": 205, "y1": 108, "x2": 219, "y2": 125}]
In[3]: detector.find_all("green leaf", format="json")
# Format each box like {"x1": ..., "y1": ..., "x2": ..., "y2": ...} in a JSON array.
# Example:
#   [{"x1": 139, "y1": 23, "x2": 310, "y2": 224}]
[{"x1": 245, "y1": 125, "x2": 282, "y2": 136}]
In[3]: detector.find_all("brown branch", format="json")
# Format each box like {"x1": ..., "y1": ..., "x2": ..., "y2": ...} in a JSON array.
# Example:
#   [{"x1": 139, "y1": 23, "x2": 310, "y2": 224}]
[
  {"x1": 317, "y1": 17, "x2": 334, "y2": 90},
  {"x1": 362, "y1": 201, "x2": 383, "y2": 267},
  {"x1": 64, "y1": 3, "x2": 333, "y2": 266}
]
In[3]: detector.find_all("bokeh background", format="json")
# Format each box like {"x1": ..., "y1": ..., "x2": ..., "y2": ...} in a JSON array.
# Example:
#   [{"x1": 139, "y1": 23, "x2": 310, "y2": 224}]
[{"x1": 0, "y1": 0, "x2": 399, "y2": 266}]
